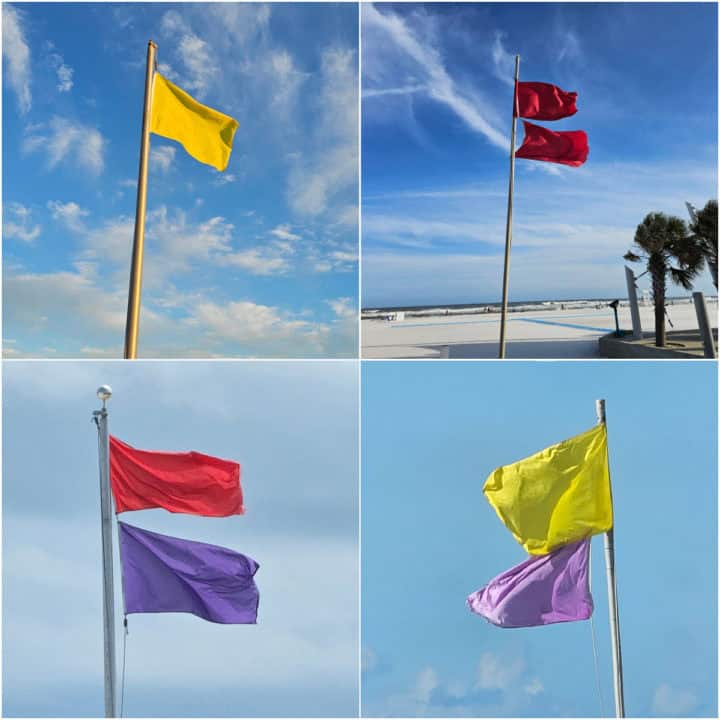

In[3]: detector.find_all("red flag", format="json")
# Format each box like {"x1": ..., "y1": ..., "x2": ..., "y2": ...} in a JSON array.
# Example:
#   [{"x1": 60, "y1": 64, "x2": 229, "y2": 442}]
[
  {"x1": 109, "y1": 436, "x2": 243, "y2": 516},
  {"x1": 516, "y1": 82, "x2": 577, "y2": 121},
  {"x1": 515, "y1": 121, "x2": 588, "y2": 167}
]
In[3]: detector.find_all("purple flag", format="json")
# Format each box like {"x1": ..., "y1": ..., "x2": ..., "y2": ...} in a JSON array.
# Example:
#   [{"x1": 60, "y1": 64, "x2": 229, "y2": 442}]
[
  {"x1": 119, "y1": 522, "x2": 259, "y2": 624},
  {"x1": 467, "y1": 539, "x2": 592, "y2": 628}
]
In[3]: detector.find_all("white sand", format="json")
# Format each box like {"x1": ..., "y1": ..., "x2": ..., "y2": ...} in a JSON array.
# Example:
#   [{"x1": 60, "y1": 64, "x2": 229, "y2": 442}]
[{"x1": 361, "y1": 299, "x2": 718, "y2": 359}]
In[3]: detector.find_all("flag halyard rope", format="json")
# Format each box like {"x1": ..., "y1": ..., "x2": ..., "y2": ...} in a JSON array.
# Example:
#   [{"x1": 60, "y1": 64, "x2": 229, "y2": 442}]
[{"x1": 120, "y1": 617, "x2": 128, "y2": 718}]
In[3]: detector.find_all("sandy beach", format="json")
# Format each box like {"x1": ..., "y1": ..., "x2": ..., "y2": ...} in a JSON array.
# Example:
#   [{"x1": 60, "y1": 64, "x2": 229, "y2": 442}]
[{"x1": 361, "y1": 299, "x2": 718, "y2": 358}]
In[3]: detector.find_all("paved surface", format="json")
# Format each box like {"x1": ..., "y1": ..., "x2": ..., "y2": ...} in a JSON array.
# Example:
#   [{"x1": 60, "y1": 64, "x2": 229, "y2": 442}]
[{"x1": 361, "y1": 302, "x2": 718, "y2": 359}]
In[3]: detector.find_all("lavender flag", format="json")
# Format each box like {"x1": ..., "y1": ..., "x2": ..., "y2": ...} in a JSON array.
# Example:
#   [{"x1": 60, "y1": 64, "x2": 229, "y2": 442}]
[
  {"x1": 119, "y1": 521, "x2": 259, "y2": 624},
  {"x1": 467, "y1": 538, "x2": 592, "y2": 628}
]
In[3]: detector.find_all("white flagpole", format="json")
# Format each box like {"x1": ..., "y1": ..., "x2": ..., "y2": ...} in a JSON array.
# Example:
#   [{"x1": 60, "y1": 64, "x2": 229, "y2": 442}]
[
  {"x1": 498, "y1": 55, "x2": 520, "y2": 359},
  {"x1": 595, "y1": 399, "x2": 626, "y2": 718},
  {"x1": 93, "y1": 385, "x2": 116, "y2": 717}
]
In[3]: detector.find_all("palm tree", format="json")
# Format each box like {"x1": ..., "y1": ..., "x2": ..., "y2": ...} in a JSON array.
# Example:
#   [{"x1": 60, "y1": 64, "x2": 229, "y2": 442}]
[
  {"x1": 624, "y1": 212, "x2": 703, "y2": 347},
  {"x1": 688, "y1": 200, "x2": 718, "y2": 289}
]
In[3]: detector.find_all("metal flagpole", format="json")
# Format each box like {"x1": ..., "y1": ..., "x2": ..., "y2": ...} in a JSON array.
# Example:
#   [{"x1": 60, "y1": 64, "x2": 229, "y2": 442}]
[
  {"x1": 498, "y1": 55, "x2": 520, "y2": 359},
  {"x1": 595, "y1": 399, "x2": 626, "y2": 718},
  {"x1": 124, "y1": 40, "x2": 157, "y2": 359},
  {"x1": 93, "y1": 385, "x2": 117, "y2": 717}
]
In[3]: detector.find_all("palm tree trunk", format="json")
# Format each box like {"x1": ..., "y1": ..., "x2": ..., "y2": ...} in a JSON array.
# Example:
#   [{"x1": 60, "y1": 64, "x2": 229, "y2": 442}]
[
  {"x1": 709, "y1": 257, "x2": 718, "y2": 290},
  {"x1": 649, "y1": 254, "x2": 666, "y2": 347}
]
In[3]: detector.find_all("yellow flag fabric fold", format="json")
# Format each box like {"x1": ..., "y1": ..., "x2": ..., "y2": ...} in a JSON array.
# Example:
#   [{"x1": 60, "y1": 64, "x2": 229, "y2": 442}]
[
  {"x1": 150, "y1": 73, "x2": 238, "y2": 172},
  {"x1": 483, "y1": 424, "x2": 613, "y2": 555}
]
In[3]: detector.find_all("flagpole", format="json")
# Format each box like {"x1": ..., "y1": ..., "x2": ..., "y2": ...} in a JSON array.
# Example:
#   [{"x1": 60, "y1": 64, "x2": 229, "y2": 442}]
[
  {"x1": 498, "y1": 55, "x2": 520, "y2": 359},
  {"x1": 124, "y1": 40, "x2": 157, "y2": 360},
  {"x1": 595, "y1": 399, "x2": 626, "y2": 718},
  {"x1": 93, "y1": 385, "x2": 116, "y2": 717}
]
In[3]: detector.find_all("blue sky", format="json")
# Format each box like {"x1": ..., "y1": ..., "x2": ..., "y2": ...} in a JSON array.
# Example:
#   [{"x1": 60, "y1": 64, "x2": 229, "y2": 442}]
[
  {"x1": 2, "y1": 3, "x2": 358, "y2": 357},
  {"x1": 362, "y1": 361, "x2": 717, "y2": 717},
  {"x1": 362, "y1": 2, "x2": 718, "y2": 307},
  {"x1": 3, "y1": 361, "x2": 359, "y2": 717}
]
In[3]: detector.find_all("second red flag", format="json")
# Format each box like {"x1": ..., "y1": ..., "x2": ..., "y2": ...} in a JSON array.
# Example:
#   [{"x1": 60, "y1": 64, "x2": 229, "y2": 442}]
[{"x1": 515, "y1": 121, "x2": 589, "y2": 167}]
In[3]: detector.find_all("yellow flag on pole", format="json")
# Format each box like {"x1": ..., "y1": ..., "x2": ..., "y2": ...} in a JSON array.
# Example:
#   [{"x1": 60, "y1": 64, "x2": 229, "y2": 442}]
[
  {"x1": 483, "y1": 423, "x2": 613, "y2": 555},
  {"x1": 150, "y1": 73, "x2": 238, "y2": 172}
]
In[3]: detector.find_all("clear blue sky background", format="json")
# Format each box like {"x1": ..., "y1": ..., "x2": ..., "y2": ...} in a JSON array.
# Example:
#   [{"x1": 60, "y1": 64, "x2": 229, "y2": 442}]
[
  {"x1": 2, "y1": 3, "x2": 358, "y2": 358},
  {"x1": 362, "y1": 361, "x2": 717, "y2": 717},
  {"x1": 3, "y1": 361, "x2": 359, "y2": 717},
  {"x1": 362, "y1": 2, "x2": 718, "y2": 307}
]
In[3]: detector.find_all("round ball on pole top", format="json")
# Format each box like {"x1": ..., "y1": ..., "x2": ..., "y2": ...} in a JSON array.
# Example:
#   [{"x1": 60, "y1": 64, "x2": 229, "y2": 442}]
[{"x1": 97, "y1": 385, "x2": 113, "y2": 408}]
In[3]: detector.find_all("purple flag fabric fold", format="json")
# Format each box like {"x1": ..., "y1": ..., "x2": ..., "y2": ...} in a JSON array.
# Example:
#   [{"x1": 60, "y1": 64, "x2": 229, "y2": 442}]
[
  {"x1": 467, "y1": 538, "x2": 592, "y2": 628},
  {"x1": 119, "y1": 521, "x2": 259, "y2": 624}
]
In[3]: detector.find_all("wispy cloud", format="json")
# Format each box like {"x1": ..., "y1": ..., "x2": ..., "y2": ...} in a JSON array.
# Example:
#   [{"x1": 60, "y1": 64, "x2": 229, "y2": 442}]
[
  {"x1": 3, "y1": 203, "x2": 41, "y2": 243},
  {"x1": 363, "y1": 4, "x2": 508, "y2": 152},
  {"x1": 46, "y1": 200, "x2": 89, "y2": 231},
  {"x1": 160, "y1": 10, "x2": 219, "y2": 97},
  {"x1": 491, "y1": 32, "x2": 515, "y2": 88},
  {"x1": 23, "y1": 117, "x2": 106, "y2": 175},
  {"x1": 366, "y1": 651, "x2": 544, "y2": 717},
  {"x1": 2, "y1": 4, "x2": 32, "y2": 113},
  {"x1": 363, "y1": 84, "x2": 426, "y2": 98},
  {"x1": 270, "y1": 224, "x2": 301, "y2": 242},
  {"x1": 286, "y1": 47, "x2": 358, "y2": 217},
  {"x1": 652, "y1": 684, "x2": 699, "y2": 716},
  {"x1": 150, "y1": 145, "x2": 176, "y2": 173},
  {"x1": 49, "y1": 51, "x2": 74, "y2": 92}
]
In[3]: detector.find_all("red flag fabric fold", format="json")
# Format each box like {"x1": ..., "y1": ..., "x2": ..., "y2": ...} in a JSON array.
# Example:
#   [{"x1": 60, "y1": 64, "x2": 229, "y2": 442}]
[
  {"x1": 516, "y1": 82, "x2": 577, "y2": 120},
  {"x1": 110, "y1": 436, "x2": 243, "y2": 516},
  {"x1": 515, "y1": 121, "x2": 588, "y2": 167}
]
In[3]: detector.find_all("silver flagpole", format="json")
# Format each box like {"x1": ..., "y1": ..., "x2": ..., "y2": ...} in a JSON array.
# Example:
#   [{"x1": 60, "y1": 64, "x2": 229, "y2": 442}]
[
  {"x1": 93, "y1": 385, "x2": 117, "y2": 717},
  {"x1": 498, "y1": 54, "x2": 520, "y2": 359},
  {"x1": 595, "y1": 399, "x2": 626, "y2": 718}
]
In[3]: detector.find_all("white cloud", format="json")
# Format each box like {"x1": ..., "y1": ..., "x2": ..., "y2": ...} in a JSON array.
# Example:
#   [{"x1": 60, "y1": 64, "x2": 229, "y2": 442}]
[
  {"x1": 2, "y1": 4, "x2": 32, "y2": 113},
  {"x1": 189, "y1": 300, "x2": 330, "y2": 353},
  {"x1": 56, "y1": 63, "x2": 73, "y2": 91},
  {"x1": 476, "y1": 651, "x2": 526, "y2": 691},
  {"x1": 268, "y1": 49, "x2": 307, "y2": 112},
  {"x1": 286, "y1": 47, "x2": 358, "y2": 218},
  {"x1": 523, "y1": 677, "x2": 544, "y2": 696},
  {"x1": 335, "y1": 205, "x2": 359, "y2": 227},
  {"x1": 3, "y1": 203, "x2": 41, "y2": 243},
  {"x1": 331, "y1": 250, "x2": 357, "y2": 263},
  {"x1": 224, "y1": 249, "x2": 290, "y2": 276},
  {"x1": 23, "y1": 116, "x2": 105, "y2": 175},
  {"x1": 327, "y1": 297, "x2": 355, "y2": 319},
  {"x1": 4, "y1": 268, "x2": 129, "y2": 336},
  {"x1": 160, "y1": 10, "x2": 218, "y2": 96},
  {"x1": 414, "y1": 667, "x2": 439, "y2": 704},
  {"x1": 82, "y1": 216, "x2": 135, "y2": 266},
  {"x1": 651, "y1": 683, "x2": 699, "y2": 716},
  {"x1": 557, "y1": 29, "x2": 581, "y2": 63},
  {"x1": 363, "y1": 84, "x2": 426, "y2": 98},
  {"x1": 177, "y1": 33, "x2": 217, "y2": 95},
  {"x1": 47, "y1": 200, "x2": 89, "y2": 231},
  {"x1": 270, "y1": 224, "x2": 301, "y2": 242},
  {"x1": 49, "y1": 52, "x2": 74, "y2": 92},
  {"x1": 491, "y1": 32, "x2": 515, "y2": 88},
  {"x1": 150, "y1": 145, "x2": 176, "y2": 173},
  {"x1": 213, "y1": 172, "x2": 237, "y2": 185}
]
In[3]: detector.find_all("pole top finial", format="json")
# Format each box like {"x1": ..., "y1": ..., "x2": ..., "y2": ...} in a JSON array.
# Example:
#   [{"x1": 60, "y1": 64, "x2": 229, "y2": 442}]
[
  {"x1": 595, "y1": 398, "x2": 606, "y2": 423},
  {"x1": 149, "y1": 40, "x2": 158, "y2": 49},
  {"x1": 97, "y1": 385, "x2": 112, "y2": 409}
]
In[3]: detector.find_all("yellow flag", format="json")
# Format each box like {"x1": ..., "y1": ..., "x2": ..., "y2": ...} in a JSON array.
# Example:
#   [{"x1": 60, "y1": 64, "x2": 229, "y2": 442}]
[
  {"x1": 150, "y1": 73, "x2": 238, "y2": 172},
  {"x1": 483, "y1": 424, "x2": 613, "y2": 555}
]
